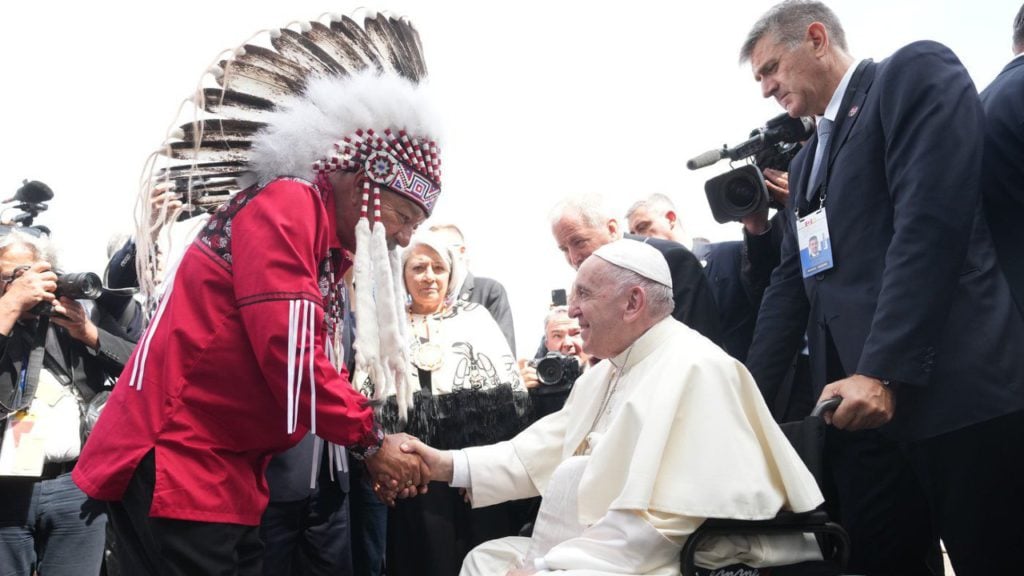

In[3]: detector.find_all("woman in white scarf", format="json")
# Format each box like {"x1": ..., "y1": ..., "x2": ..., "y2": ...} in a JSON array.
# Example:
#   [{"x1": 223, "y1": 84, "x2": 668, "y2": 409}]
[{"x1": 354, "y1": 230, "x2": 528, "y2": 576}]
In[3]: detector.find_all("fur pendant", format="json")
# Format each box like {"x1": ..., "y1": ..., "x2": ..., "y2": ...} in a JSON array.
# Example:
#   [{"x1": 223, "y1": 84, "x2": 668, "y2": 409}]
[{"x1": 377, "y1": 385, "x2": 531, "y2": 451}]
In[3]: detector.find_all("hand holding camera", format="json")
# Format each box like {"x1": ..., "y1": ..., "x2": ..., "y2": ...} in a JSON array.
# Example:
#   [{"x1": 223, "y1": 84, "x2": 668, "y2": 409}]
[
  {"x1": 50, "y1": 297, "x2": 100, "y2": 350},
  {"x1": 1, "y1": 261, "x2": 58, "y2": 316}
]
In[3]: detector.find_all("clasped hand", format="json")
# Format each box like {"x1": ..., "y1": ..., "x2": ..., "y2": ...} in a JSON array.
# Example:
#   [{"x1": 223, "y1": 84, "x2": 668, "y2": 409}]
[{"x1": 364, "y1": 433, "x2": 431, "y2": 506}]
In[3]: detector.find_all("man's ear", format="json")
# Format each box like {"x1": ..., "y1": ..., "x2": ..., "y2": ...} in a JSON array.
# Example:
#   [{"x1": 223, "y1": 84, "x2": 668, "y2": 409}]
[
  {"x1": 807, "y1": 22, "x2": 829, "y2": 55},
  {"x1": 608, "y1": 218, "x2": 621, "y2": 240},
  {"x1": 623, "y1": 286, "x2": 646, "y2": 320}
]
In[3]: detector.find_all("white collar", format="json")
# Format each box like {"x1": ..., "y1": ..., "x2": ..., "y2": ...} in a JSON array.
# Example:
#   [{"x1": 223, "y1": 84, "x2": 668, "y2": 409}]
[
  {"x1": 607, "y1": 316, "x2": 676, "y2": 372},
  {"x1": 820, "y1": 58, "x2": 865, "y2": 124}
]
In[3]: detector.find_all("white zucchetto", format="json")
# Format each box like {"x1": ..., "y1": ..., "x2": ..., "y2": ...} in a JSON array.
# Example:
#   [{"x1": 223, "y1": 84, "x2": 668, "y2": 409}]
[{"x1": 592, "y1": 240, "x2": 672, "y2": 289}]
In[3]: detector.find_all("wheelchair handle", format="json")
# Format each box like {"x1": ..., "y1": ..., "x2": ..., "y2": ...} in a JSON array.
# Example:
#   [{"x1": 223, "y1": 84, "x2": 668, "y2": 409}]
[{"x1": 811, "y1": 396, "x2": 842, "y2": 418}]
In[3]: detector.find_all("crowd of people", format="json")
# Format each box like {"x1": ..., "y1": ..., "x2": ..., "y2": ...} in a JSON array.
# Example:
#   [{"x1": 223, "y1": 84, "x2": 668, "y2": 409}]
[{"x1": 0, "y1": 1, "x2": 1022, "y2": 575}]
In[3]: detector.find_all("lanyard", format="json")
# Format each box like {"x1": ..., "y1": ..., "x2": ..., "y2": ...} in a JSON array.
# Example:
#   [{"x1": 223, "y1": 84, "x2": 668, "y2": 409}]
[{"x1": 12, "y1": 350, "x2": 30, "y2": 409}]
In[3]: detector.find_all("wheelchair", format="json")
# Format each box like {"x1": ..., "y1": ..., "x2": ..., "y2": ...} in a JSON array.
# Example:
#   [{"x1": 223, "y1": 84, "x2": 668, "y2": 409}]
[{"x1": 680, "y1": 397, "x2": 850, "y2": 576}]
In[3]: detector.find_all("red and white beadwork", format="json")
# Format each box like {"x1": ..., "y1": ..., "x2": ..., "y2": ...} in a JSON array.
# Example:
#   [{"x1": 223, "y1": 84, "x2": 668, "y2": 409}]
[{"x1": 311, "y1": 128, "x2": 442, "y2": 215}]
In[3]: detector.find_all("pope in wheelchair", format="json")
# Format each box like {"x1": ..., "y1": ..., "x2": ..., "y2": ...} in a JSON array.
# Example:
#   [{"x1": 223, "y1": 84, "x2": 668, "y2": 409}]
[{"x1": 400, "y1": 241, "x2": 831, "y2": 575}]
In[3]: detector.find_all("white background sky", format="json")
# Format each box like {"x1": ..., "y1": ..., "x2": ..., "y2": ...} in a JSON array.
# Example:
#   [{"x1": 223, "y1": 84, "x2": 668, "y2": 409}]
[{"x1": 2, "y1": 0, "x2": 1019, "y2": 355}]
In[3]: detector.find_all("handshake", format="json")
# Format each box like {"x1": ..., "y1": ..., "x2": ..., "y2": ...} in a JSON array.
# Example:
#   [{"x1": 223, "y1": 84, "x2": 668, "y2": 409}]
[{"x1": 362, "y1": 433, "x2": 453, "y2": 505}]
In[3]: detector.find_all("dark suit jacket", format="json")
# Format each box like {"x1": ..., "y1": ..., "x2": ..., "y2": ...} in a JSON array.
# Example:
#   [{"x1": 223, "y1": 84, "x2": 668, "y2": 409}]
[
  {"x1": 458, "y1": 273, "x2": 516, "y2": 355},
  {"x1": 624, "y1": 234, "x2": 721, "y2": 345},
  {"x1": 746, "y1": 42, "x2": 1024, "y2": 441},
  {"x1": 703, "y1": 213, "x2": 784, "y2": 362},
  {"x1": 981, "y1": 56, "x2": 1024, "y2": 318}
]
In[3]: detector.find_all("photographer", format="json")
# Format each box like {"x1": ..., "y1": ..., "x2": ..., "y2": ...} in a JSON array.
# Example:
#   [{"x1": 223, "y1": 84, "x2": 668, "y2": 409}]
[
  {"x1": 520, "y1": 305, "x2": 589, "y2": 388},
  {"x1": 519, "y1": 305, "x2": 588, "y2": 423},
  {"x1": 0, "y1": 229, "x2": 137, "y2": 576}
]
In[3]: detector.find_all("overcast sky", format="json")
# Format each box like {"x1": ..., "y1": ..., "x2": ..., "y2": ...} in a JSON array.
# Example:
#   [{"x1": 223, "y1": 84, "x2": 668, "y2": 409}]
[{"x1": 2, "y1": 0, "x2": 1019, "y2": 354}]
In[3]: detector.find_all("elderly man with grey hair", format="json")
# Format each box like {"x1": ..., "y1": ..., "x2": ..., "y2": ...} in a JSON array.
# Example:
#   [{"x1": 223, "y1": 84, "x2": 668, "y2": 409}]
[
  {"x1": 549, "y1": 193, "x2": 721, "y2": 345},
  {"x1": 624, "y1": 193, "x2": 689, "y2": 246},
  {"x1": 0, "y1": 229, "x2": 137, "y2": 575},
  {"x1": 401, "y1": 239, "x2": 823, "y2": 575}
]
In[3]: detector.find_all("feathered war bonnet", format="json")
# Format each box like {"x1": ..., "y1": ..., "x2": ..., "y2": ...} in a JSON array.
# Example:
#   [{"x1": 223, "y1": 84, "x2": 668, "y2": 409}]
[{"x1": 136, "y1": 11, "x2": 442, "y2": 419}]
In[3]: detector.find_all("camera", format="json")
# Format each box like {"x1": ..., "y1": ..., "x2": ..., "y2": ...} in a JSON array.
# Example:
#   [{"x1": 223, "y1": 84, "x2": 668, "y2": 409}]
[
  {"x1": 530, "y1": 351, "x2": 582, "y2": 389},
  {"x1": 527, "y1": 351, "x2": 582, "y2": 423},
  {"x1": 30, "y1": 272, "x2": 104, "y2": 316},
  {"x1": 55, "y1": 272, "x2": 104, "y2": 300},
  {"x1": 687, "y1": 113, "x2": 813, "y2": 223}
]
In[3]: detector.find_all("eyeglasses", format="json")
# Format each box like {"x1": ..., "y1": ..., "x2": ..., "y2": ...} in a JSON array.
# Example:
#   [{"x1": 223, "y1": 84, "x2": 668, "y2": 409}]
[{"x1": 0, "y1": 265, "x2": 30, "y2": 287}]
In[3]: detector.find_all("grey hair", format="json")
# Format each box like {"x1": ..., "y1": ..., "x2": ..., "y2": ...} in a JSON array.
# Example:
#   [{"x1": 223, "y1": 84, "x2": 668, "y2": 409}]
[
  {"x1": 739, "y1": 0, "x2": 848, "y2": 64},
  {"x1": 625, "y1": 193, "x2": 677, "y2": 221},
  {"x1": 549, "y1": 193, "x2": 611, "y2": 230},
  {"x1": 1014, "y1": 3, "x2": 1024, "y2": 54},
  {"x1": 601, "y1": 262, "x2": 674, "y2": 320},
  {"x1": 0, "y1": 229, "x2": 58, "y2": 269},
  {"x1": 543, "y1": 305, "x2": 570, "y2": 331}
]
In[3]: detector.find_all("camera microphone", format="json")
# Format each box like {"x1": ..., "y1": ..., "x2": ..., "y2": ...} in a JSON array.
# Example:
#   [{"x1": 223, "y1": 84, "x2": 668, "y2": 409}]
[
  {"x1": 11, "y1": 180, "x2": 54, "y2": 204},
  {"x1": 686, "y1": 114, "x2": 814, "y2": 170},
  {"x1": 686, "y1": 149, "x2": 725, "y2": 170}
]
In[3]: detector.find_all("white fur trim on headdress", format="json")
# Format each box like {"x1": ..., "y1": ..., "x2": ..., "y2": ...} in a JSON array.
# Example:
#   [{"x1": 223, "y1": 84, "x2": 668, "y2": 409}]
[{"x1": 246, "y1": 71, "x2": 442, "y2": 188}]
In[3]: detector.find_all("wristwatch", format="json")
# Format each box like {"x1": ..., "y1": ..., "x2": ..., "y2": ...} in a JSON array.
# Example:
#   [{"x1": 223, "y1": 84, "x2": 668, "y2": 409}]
[{"x1": 349, "y1": 420, "x2": 385, "y2": 461}]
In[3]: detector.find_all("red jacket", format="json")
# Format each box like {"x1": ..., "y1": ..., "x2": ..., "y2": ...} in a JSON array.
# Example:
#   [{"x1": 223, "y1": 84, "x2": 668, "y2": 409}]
[{"x1": 74, "y1": 178, "x2": 374, "y2": 525}]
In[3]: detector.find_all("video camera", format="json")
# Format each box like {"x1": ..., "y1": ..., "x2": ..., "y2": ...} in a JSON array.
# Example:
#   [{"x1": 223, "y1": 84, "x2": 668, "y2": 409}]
[{"x1": 687, "y1": 113, "x2": 814, "y2": 223}]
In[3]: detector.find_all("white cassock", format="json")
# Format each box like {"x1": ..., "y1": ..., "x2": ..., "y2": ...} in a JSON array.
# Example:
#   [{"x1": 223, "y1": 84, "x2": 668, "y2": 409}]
[{"x1": 450, "y1": 317, "x2": 825, "y2": 575}]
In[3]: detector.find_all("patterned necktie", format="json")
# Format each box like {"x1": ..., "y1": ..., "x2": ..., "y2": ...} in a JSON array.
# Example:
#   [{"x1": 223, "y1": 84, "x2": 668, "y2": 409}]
[{"x1": 806, "y1": 117, "x2": 834, "y2": 201}]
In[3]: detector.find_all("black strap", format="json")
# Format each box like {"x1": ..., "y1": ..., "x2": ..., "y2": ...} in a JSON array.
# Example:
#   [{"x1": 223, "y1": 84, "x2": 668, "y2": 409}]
[{"x1": 16, "y1": 317, "x2": 50, "y2": 411}]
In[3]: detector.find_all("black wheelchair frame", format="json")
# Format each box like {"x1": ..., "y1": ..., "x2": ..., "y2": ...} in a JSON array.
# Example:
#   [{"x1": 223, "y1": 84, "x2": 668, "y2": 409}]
[{"x1": 679, "y1": 397, "x2": 850, "y2": 576}]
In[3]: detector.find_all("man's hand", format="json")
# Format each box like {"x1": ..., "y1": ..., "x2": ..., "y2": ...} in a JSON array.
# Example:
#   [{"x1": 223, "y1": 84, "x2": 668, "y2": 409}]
[
  {"x1": 2, "y1": 262, "x2": 57, "y2": 313},
  {"x1": 819, "y1": 374, "x2": 894, "y2": 431},
  {"x1": 148, "y1": 184, "x2": 183, "y2": 241},
  {"x1": 741, "y1": 209, "x2": 770, "y2": 236},
  {"x1": 51, "y1": 297, "x2": 99, "y2": 349},
  {"x1": 742, "y1": 168, "x2": 791, "y2": 235},
  {"x1": 763, "y1": 168, "x2": 790, "y2": 206},
  {"x1": 364, "y1": 433, "x2": 429, "y2": 505},
  {"x1": 400, "y1": 436, "x2": 454, "y2": 483},
  {"x1": 0, "y1": 262, "x2": 58, "y2": 336},
  {"x1": 518, "y1": 359, "x2": 540, "y2": 389}
]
